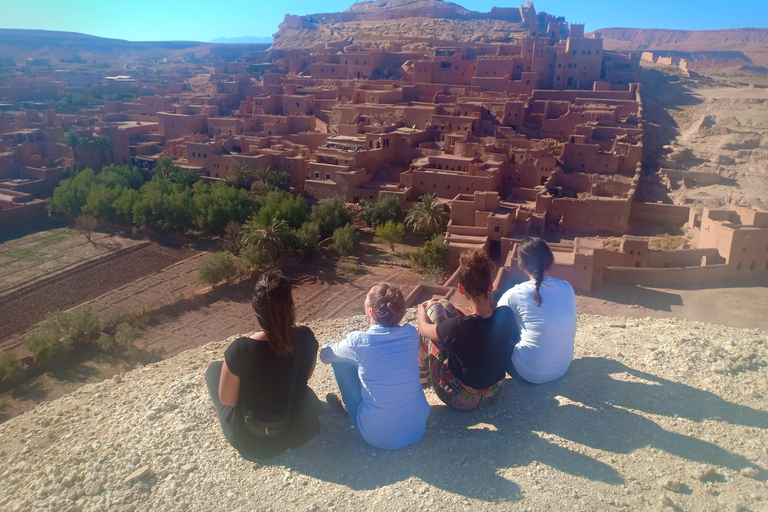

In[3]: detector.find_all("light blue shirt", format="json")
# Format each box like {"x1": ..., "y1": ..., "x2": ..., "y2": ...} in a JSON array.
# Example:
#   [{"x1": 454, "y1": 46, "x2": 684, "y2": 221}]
[{"x1": 320, "y1": 323, "x2": 430, "y2": 449}]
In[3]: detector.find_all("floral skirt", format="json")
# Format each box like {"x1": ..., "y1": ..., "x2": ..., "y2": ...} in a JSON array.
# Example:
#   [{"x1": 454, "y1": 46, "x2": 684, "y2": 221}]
[{"x1": 418, "y1": 299, "x2": 504, "y2": 410}]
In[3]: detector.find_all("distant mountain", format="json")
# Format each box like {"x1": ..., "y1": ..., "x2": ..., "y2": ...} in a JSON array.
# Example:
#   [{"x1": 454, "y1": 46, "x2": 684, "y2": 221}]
[
  {"x1": 592, "y1": 27, "x2": 768, "y2": 71},
  {"x1": 210, "y1": 36, "x2": 273, "y2": 44}
]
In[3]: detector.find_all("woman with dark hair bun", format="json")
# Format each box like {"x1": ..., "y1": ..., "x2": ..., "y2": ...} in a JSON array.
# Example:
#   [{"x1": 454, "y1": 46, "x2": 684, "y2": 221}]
[
  {"x1": 417, "y1": 249, "x2": 518, "y2": 410},
  {"x1": 497, "y1": 237, "x2": 577, "y2": 384},
  {"x1": 205, "y1": 269, "x2": 320, "y2": 459},
  {"x1": 320, "y1": 283, "x2": 429, "y2": 450}
]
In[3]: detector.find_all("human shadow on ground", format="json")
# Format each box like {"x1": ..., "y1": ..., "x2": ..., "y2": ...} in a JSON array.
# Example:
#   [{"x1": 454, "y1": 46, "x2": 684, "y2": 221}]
[
  {"x1": 273, "y1": 356, "x2": 766, "y2": 502},
  {"x1": 589, "y1": 283, "x2": 683, "y2": 312}
]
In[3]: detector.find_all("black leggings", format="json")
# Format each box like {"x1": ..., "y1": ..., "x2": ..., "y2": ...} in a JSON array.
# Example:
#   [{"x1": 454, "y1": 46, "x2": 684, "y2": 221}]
[{"x1": 205, "y1": 361, "x2": 321, "y2": 460}]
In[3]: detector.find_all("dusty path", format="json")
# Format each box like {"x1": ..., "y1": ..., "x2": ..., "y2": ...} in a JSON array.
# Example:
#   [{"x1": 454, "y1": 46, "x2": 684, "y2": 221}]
[{"x1": 1, "y1": 312, "x2": 766, "y2": 511}]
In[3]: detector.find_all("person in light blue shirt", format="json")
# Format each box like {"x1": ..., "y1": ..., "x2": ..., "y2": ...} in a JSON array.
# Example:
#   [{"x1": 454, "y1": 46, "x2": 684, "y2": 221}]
[{"x1": 320, "y1": 283, "x2": 430, "y2": 450}]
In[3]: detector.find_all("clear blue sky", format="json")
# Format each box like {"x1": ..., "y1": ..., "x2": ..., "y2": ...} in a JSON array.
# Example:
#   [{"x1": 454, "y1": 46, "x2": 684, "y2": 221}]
[{"x1": 1, "y1": 0, "x2": 766, "y2": 42}]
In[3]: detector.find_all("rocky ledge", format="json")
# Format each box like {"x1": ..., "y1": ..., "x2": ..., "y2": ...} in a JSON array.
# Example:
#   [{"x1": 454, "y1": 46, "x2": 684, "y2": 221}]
[{"x1": 1, "y1": 312, "x2": 767, "y2": 511}]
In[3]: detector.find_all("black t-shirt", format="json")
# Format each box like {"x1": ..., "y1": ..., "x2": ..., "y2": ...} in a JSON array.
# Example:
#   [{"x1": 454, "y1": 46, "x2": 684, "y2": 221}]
[
  {"x1": 435, "y1": 306, "x2": 518, "y2": 389},
  {"x1": 224, "y1": 325, "x2": 318, "y2": 422}
]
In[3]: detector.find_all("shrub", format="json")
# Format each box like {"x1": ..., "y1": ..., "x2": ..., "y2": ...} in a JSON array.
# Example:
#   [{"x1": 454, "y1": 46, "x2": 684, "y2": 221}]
[
  {"x1": 373, "y1": 221, "x2": 405, "y2": 252},
  {"x1": 330, "y1": 223, "x2": 359, "y2": 257},
  {"x1": 115, "y1": 323, "x2": 141, "y2": 350},
  {"x1": 295, "y1": 221, "x2": 321, "y2": 258},
  {"x1": 95, "y1": 333, "x2": 114, "y2": 351},
  {"x1": 310, "y1": 196, "x2": 351, "y2": 238},
  {"x1": 361, "y1": 194, "x2": 402, "y2": 228},
  {"x1": 196, "y1": 252, "x2": 237, "y2": 288},
  {"x1": 238, "y1": 244, "x2": 269, "y2": 275},
  {"x1": 24, "y1": 307, "x2": 101, "y2": 364},
  {"x1": 0, "y1": 351, "x2": 27, "y2": 383},
  {"x1": 411, "y1": 234, "x2": 449, "y2": 274}
]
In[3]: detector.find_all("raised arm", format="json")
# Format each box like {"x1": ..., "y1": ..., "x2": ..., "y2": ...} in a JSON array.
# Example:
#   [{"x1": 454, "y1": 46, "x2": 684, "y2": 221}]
[{"x1": 218, "y1": 360, "x2": 240, "y2": 407}]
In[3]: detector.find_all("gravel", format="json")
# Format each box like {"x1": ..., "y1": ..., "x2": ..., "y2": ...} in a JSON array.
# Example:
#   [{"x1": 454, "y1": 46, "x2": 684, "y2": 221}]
[{"x1": 1, "y1": 311, "x2": 767, "y2": 511}]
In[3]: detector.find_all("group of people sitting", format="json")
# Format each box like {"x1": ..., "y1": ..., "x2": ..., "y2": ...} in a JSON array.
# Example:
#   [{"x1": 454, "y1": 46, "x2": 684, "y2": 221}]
[{"x1": 205, "y1": 237, "x2": 577, "y2": 459}]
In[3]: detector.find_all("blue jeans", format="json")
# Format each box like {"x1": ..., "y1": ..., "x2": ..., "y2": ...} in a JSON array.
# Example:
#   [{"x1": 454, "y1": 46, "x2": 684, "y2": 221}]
[{"x1": 331, "y1": 362, "x2": 363, "y2": 428}]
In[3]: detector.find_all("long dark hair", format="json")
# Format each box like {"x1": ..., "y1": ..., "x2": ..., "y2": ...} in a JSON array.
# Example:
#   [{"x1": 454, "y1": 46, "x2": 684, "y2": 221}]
[
  {"x1": 367, "y1": 283, "x2": 406, "y2": 327},
  {"x1": 517, "y1": 237, "x2": 554, "y2": 307},
  {"x1": 252, "y1": 269, "x2": 295, "y2": 357},
  {"x1": 458, "y1": 249, "x2": 495, "y2": 299}
]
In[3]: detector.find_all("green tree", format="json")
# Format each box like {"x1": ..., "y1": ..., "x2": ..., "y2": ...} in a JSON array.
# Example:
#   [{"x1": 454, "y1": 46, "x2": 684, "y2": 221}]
[
  {"x1": 170, "y1": 168, "x2": 201, "y2": 188},
  {"x1": 260, "y1": 189, "x2": 309, "y2": 229},
  {"x1": 113, "y1": 188, "x2": 141, "y2": 225},
  {"x1": 192, "y1": 181, "x2": 255, "y2": 235},
  {"x1": 330, "y1": 223, "x2": 359, "y2": 257},
  {"x1": 373, "y1": 220, "x2": 405, "y2": 252},
  {"x1": 132, "y1": 176, "x2": 196, "y2": 233},
  {"x1": 196, "y1": 252, "x2": 237, "y2": 288},
  {"x1": 47, "y1": 168, "x2": 96, "y2": 216},
  {"x1": 405, "y1": 193, "x2": 449, "y2": 239},
  {"x1": 294, "y1": 221, "x2": 321, "y2": 258},
  {"x1": 410, "y1": 234, "x2": 449, "y2": 274},
  {"x1": 242, "y1": 208, "x2": 294, "y2": 264},
  {"x1": 310, "y1": 196, "x2": 351, "y2": 239},
  {"x1": 361, "y1": 193, "x2": 402, "y2": 228}
]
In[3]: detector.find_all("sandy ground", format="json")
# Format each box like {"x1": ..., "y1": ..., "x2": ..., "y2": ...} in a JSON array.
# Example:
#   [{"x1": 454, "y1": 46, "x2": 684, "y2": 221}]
[
  {"x1": 0, "y1": 310, "x2": 766, "y2": 511},
  {"x1": 639, "y1": 65, "x2": 768, "y2": 210}
]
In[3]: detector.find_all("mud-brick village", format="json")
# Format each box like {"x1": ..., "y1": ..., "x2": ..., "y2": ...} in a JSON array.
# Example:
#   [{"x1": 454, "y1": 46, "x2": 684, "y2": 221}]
[{"x1": 0, "y1": 1, "x2": 767, "y2": 511}]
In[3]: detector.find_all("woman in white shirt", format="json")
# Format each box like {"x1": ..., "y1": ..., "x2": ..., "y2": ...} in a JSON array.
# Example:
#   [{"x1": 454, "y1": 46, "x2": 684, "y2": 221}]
[{"x1": 497, "y1": 237, "x2": 577, "y2": 384}]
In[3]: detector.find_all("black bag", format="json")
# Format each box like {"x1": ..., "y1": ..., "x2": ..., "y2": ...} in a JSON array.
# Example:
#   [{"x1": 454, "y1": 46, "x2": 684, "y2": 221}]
[{"x1": 242, "y1": 339, "x2": 302, "y2": 439}]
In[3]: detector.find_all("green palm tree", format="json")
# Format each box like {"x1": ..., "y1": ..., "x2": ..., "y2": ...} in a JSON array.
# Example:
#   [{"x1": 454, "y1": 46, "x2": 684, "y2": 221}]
[
  {"x1": 242, "y1": 208, "x2": 294, "y2": 265},
  {"x1": 405, "y1": 193, "x2": 450, "y2": 239},
  {"x1": 154, "y1": 156, "x2": 177, "y2": 175},
  {"x1": 60, "y1": 131, "x2": 85, "y2": 171},
  {"x1": 227, "y1": 164, "x2": 254, "y2": 189},
  {"x1": 250, "y1": 166, "x2": 290, "y2": 195},
  {"x1": 91, "y1": 136, "x2": 113, "y2": 169}
]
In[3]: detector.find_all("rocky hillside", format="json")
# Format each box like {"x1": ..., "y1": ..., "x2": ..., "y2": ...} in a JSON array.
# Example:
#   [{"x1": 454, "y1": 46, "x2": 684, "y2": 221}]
[
  {"x1": 593, "y1": 27, "x2": 768, "y2": 72},
  {"x1": 1, "y1": 311, "x2": 767, "y2": 511},
  {"x1": 271, "y1": 0, "x2": 553, "y2": 49}
]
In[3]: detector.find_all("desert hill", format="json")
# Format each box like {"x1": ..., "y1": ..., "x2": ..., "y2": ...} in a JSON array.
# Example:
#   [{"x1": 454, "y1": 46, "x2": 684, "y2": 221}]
[
  {"x1": 0, "y1": 28, "x2": 270, "y2": 68},
  {"x1": 1, "y1": 311, "x2": 766, "y2": 511},
  {"x1": 593, "y1": 27, "x2": 768, "y2": 73},
  {"x1": 271, "y1": 0, "x2": 560, "y2": 49}
]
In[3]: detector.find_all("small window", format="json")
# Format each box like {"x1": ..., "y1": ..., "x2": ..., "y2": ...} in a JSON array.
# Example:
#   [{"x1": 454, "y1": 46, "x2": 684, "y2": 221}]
[
  {"x1": 737, "y1": 263, "x2": 742, "y2": 270},
  {"x1": 325, "y1": 173, "x2": 331, "y2": 181},
  {"x1": 494, "y1": 226, "x2": 500, "y2": 233},
  {"x1": 314, "y1": 172, "x2": 320, "y2": 179}
]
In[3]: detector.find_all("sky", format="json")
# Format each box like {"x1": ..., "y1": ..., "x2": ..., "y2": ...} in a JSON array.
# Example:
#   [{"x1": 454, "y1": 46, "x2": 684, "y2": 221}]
[{"x1": 0, "y1": 0, "x2": 766, "y2": 42}]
